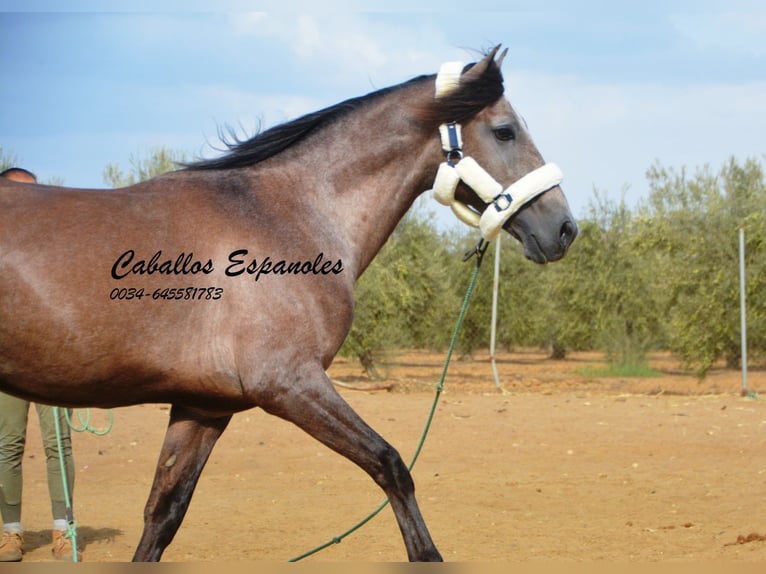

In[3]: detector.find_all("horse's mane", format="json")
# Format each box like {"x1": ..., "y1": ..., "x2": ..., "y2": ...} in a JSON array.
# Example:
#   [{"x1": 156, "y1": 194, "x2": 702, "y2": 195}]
[{"x1": 185, "y1": 54, "x2": 504, "y2": 172}]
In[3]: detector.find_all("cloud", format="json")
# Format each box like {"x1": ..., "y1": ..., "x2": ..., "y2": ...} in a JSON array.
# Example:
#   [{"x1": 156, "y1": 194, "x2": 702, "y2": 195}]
[
  {"x1": 670, "y1": 9, "x2": 766, "y2": 57},
  {"x1": 225, "y1": 12, "x2": 455, "y2": 90}
]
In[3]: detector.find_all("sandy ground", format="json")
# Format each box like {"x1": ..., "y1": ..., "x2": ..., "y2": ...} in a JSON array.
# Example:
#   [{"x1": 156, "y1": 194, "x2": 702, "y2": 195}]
[{"x1": 12, "y1": 349, "x2": 766, "y2": 563}]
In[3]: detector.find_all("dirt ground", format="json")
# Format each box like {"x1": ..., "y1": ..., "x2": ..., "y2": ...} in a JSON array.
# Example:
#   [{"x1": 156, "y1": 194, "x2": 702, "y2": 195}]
[{"x1": 14, "y1": 348, "x2": 766, "y2": 563}]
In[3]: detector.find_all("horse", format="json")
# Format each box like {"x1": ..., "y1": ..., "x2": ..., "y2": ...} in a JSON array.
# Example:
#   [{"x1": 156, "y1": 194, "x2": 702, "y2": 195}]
[{"x1": 0, "y1": 46, "x2": 577, "y2": 561}]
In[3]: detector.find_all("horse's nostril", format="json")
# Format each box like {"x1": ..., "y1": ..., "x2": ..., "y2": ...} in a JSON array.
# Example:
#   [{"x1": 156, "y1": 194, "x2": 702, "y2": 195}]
[{"x1": 560, "y1": 220, "x2": 578, "y2": 249}]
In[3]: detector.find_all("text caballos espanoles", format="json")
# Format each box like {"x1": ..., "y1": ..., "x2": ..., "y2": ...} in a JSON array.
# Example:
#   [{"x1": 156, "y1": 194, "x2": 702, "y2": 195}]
[{"x1": 111, "y1": 249, "x2": 344, "y2": 282}]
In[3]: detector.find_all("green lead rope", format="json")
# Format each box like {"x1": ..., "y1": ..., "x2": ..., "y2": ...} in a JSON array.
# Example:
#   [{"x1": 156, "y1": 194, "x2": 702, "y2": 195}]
[
  {"x1": 289, "y1": 239, "x2": 489, "y2": 562},
  {"x1": 52, "y1": 406, "x2": 80, "y2": 562}
]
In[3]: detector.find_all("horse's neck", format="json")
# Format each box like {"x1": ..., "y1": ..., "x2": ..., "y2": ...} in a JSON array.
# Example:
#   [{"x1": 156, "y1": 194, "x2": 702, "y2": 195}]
[{"x1": 300, "y1": 96, "x2": 438, "y2": 277}]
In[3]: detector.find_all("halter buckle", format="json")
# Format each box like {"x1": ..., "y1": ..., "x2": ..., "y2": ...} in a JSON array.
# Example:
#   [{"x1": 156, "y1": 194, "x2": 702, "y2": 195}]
[{"x1": 493, "y1": 193, "x2": 512, "y2": 212}]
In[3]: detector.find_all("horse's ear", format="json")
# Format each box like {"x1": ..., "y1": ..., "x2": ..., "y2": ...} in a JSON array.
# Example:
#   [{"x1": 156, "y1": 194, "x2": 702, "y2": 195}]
[
  {"x1": 496, "y1": 47, "x2": 508, "y2": 69},
  {"x1": 461, "y1": 45, "x2": 502, "y2": 84}
]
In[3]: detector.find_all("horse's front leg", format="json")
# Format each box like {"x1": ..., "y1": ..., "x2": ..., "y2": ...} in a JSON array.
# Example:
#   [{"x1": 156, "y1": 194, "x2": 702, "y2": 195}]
[
  {"x1": 260, "y1": 364, "x2": 442, "y2": 561},
  {"x1": 132, "y1": 405, "x2": 232, "y2": 562}
]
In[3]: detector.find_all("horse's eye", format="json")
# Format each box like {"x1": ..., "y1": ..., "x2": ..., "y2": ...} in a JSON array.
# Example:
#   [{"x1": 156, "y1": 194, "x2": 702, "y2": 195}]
[{"x1": 493, "y1": 126, "x2": 516, "y2": 141}]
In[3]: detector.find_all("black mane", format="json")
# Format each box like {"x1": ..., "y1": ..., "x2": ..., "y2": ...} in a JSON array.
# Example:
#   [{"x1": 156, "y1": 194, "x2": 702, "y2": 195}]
[{"x1": 186, "y1": 54, "x2": 504, "y2": 172}]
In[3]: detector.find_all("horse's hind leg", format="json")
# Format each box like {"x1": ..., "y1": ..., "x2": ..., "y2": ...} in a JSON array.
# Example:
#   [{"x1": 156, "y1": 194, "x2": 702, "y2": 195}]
[
  {"x1": 132, "y1": 405, "x2": 231, "y2": 562},
  {"x1": 262, "y1": 366, "x2": 442, "y2": 561}
]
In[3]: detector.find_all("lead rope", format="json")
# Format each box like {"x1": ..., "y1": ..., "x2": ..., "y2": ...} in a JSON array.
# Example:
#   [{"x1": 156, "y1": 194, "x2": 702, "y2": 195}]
[
  {"x1": 51, "y1": 406, "x2": 79, "y2": 562},
  {"x1": 52, "y1": 407, "x2": 114, "y2": 562},
  {"x1": 289, "y1": 238, "x2": 489, "y2": 562}
]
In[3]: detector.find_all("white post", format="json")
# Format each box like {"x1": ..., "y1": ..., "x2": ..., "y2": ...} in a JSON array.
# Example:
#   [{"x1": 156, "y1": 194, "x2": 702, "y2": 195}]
[
  {"x1": 739, "y1": 226, "x2": 748, "y2": 396},
  {"x1": 490, "y1": 236, "x2": 502, "y2": 390}
]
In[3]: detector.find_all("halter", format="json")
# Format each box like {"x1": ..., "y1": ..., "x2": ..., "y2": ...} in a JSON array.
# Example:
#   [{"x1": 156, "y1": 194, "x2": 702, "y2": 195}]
[{"x1": 429, "y1": 61, "x2": 563, "y2": 241}]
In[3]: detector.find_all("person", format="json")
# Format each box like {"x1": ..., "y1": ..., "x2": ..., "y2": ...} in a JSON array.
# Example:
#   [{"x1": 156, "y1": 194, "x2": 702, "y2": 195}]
[
  {"x1": 0, "y1": 167, "x2": 36, "y2": 184},
  {"x1": 0, "y1": 167, "x2": 80, "y2": 561}
]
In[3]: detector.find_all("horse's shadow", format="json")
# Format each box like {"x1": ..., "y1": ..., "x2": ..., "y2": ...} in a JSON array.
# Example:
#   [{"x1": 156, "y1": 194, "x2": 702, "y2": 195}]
[{"x1": 21, "y1": 526, "x2": 123, "y2": 553}]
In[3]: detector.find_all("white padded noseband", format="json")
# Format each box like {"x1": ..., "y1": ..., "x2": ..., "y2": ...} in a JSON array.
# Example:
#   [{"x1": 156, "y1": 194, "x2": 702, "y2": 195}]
[{"x1": 429, "y1": 61, "x2": 563, "y2": 241}]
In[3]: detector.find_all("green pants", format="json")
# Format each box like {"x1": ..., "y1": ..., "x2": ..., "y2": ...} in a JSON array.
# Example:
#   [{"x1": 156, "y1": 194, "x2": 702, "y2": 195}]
[{"x1": 0, "y1": 392, "x2": 74, "y2": 524}]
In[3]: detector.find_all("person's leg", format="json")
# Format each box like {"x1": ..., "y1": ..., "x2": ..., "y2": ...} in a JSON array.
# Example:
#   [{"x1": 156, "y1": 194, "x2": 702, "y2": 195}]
[
  {"x1": 0, "y1": 392, "x2": 30, "y2": 561},
  {"x1": 36, "y1": 404, "x2": 74, "y2": 525},
  {"x1": 36, "y1": 404, "x2": 79, "y2": 560}
]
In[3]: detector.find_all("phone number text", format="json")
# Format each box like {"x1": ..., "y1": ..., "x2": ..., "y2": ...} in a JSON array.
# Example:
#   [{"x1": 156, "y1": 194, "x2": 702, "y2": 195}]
[{"x1": 109, "y1": 286, "x2": 223, "y2": 301}]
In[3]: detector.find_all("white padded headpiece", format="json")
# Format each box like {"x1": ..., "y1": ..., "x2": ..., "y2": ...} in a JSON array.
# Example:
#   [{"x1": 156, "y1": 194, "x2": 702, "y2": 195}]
[{"x1": 434, "y1": 61, "x2": 464, "y2": 98}]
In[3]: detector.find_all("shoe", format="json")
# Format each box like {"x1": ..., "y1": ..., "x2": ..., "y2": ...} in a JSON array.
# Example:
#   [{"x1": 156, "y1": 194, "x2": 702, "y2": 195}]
[
  {"x1": 0, "y1": 531, "x2": 23, "y2": 562},
  {"x1": 51, "y1": 529, "x2": 82, "y2": 561}
]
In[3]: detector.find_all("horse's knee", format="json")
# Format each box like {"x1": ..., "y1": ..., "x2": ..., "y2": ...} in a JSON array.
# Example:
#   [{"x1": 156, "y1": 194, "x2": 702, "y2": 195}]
[{"x1": 375, "y1": 444, "x2": 414, "y2": 494}]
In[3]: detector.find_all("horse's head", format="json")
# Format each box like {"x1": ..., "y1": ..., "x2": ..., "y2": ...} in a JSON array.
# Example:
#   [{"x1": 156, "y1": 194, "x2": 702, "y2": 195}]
[{"x1": 426, "y1": 46, "x2": 577, "y2": 263}]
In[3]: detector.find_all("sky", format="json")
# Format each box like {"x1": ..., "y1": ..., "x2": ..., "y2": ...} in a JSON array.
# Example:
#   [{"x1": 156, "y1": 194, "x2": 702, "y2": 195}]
[{"x1": 1, "y1": 2, "x2": 765, "y2": 227}]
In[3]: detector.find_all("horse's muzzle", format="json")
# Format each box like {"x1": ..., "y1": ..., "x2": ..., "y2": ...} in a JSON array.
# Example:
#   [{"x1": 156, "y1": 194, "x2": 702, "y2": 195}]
[{"x1": 504, "y1": 187, "x2": 578, "y2": 264}]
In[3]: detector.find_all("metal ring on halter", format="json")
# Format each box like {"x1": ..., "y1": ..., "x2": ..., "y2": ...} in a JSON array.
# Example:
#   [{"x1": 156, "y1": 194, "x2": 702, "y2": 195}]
[{"x1": 446, "y1": 149, "x2": 463, "y2": 166}]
